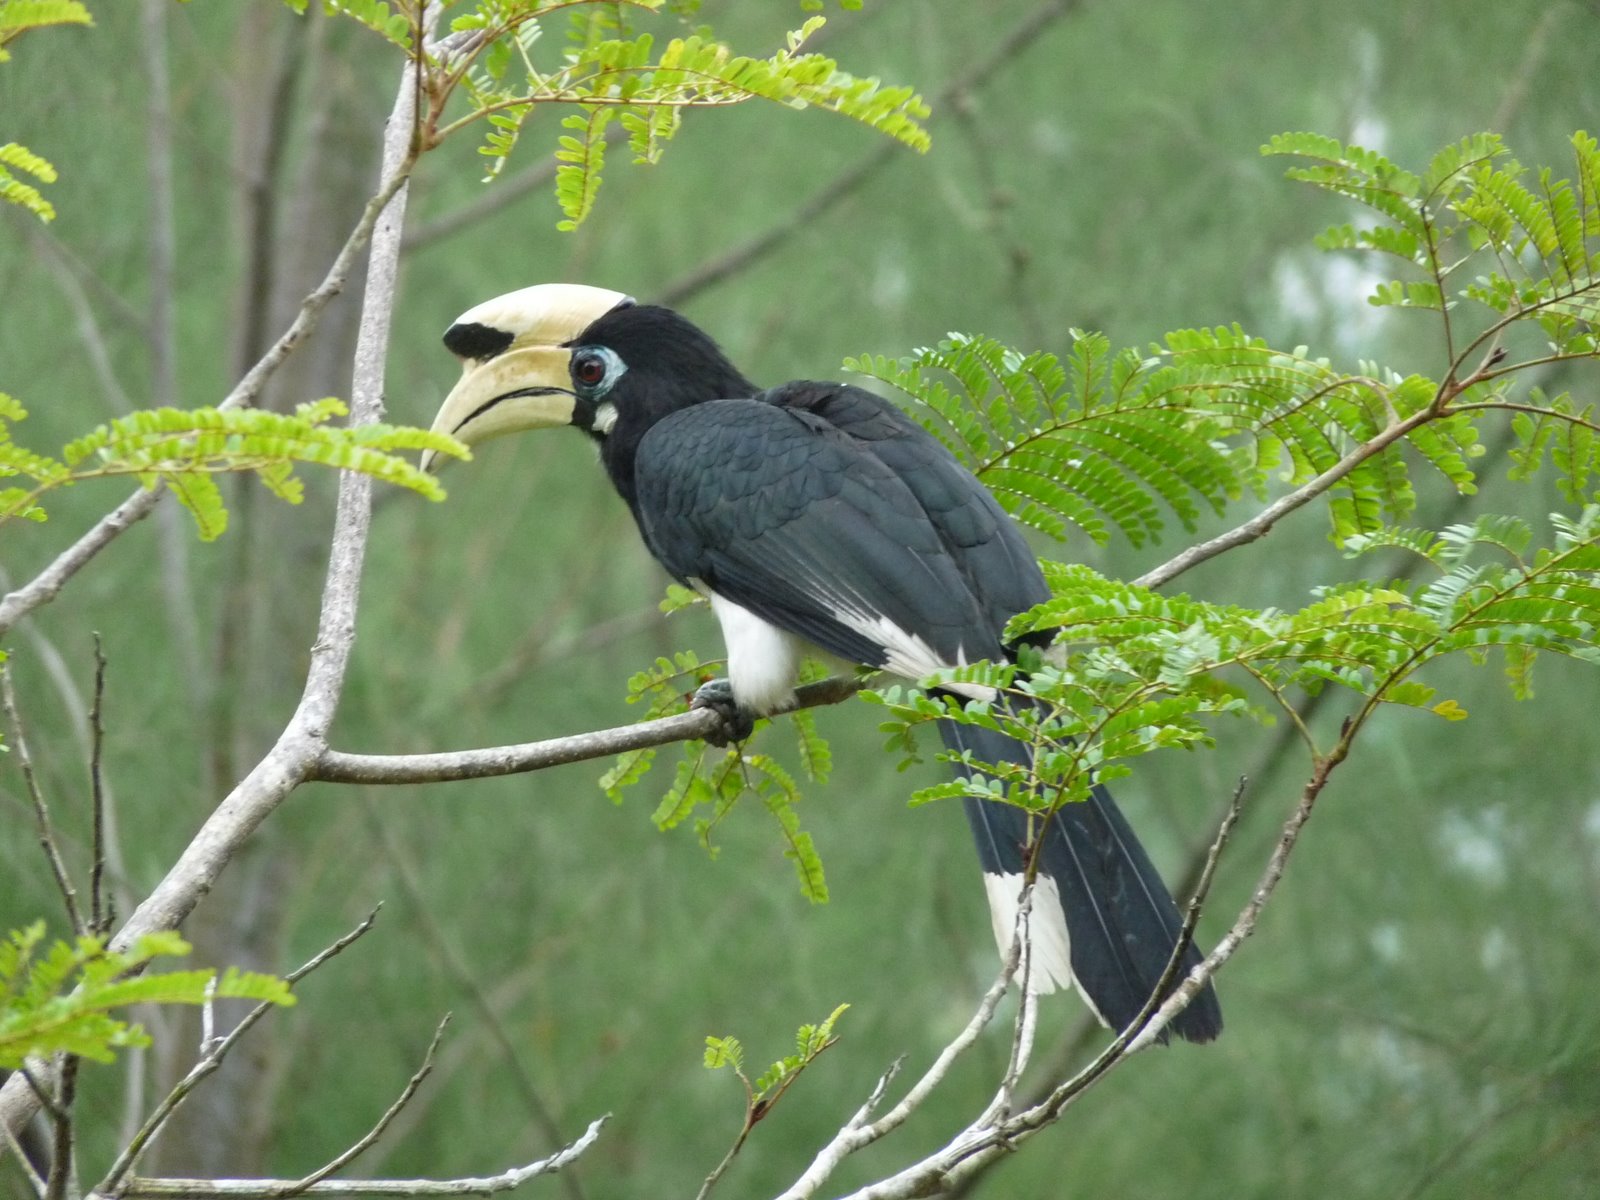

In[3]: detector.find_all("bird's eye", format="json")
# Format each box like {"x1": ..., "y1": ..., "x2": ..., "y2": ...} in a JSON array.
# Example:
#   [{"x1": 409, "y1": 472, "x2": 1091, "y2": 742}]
[{"x1": 572, "y1": 350, "x2": 609, "y2": 389}]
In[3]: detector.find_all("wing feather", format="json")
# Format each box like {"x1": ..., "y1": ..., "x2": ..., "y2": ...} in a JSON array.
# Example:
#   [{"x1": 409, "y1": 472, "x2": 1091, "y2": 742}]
[{"x1": 634, "y1": 398, "x2": 1001, "y2": 672}]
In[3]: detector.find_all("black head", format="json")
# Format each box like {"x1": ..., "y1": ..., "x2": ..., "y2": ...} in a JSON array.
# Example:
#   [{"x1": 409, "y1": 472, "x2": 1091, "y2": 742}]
[{"x1": 565, "y1": 303, "x2": 757, "y2": 441}]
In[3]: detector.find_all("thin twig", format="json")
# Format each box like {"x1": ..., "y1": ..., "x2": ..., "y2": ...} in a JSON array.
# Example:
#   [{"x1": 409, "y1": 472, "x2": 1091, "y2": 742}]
[
  {"x1": 89, "y1": 634, "x2": 110, "y2": 936},
  {"x1": 360, "y1": 804, "x2": 582, "y2": 1200},
  {"x1": 26, "y1": 226, "x2": 137, "y2": 414},
  {"x1": 98, "y1": 909, "x2": 384, "y2": 1196},
  {"x1": 775, "y1": 904, "x2": 1025, "y2": 1200},
  {"x1": 43, "y1": 1056, "x2": 79, "y2": 1200},
  {"x1": 1134, "y1": 407, "x2": 1439, "y2": 590},
  {"x1": 1, "y1": 1112, "x2": 48, "y2": 1198},
  {"x1": 285, "y1": 1015, "x2": 451, "y2": 1195},
  {"x1": 2, "y1": 663, "x2": 84, "y2": 935},
  {"x1": 113, "y1": 1116, "x2": 608, "y2": 1200},
  {"x1": 313, "y1": 675, "x2": 868, "y2": 784},
  {"x1": 0, "y1": 138, "x2": 413, "y2": 646}
]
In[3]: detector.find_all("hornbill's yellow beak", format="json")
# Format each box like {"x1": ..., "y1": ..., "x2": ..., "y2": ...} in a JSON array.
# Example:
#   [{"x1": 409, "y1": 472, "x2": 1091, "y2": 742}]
[{"x1": 421, "y1": 283, "x2": 631, "y2": 473}]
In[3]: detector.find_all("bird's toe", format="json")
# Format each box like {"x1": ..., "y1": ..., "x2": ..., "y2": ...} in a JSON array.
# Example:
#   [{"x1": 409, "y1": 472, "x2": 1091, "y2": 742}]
[{"x1": 691, "y1": 678, "x2": 755, "y2": 746}]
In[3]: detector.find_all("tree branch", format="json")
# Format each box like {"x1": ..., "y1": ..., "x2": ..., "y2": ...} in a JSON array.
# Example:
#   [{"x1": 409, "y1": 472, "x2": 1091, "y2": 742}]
[
  {"x1": 98, "y1": 910, "x2": 384, "y2": 1196},
  {"x1": 1, "y1": 662, "x2": 84, "y2": 935},
  {"x1": 1133, "y1": 406, "x2": 1440, "y2": 590},
  {"x1": 0, "y1": 27, "x2": 430, "y2": 1149},
  {"x1": 312, "y1": 675, "x2": 867, "y2": 785},
  {"x1": 110, "y1": 1116, "x2": 608, "y2": 1200}
]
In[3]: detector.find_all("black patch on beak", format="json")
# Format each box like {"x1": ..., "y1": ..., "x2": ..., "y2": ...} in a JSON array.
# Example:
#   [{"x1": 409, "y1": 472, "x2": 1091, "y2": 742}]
[{"x1": 443, "y1": 321, "x2": 515, "y2": 361}]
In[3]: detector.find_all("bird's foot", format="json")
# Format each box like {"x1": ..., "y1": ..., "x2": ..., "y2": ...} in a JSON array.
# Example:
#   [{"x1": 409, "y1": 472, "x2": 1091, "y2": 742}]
[{"x1": 691, "y1": 678, "x2": 755, "y2": 747}]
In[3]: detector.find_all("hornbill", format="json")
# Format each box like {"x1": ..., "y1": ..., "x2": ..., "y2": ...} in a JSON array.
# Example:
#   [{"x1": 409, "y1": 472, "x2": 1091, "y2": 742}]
[{"x1": 423, "y1": 284, "x2": 1222, "y2": 1044}]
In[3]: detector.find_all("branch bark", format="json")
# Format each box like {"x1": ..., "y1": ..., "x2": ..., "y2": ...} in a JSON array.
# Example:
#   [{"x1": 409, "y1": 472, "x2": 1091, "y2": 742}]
[
  {"x1": 312, "y1": 675, "x2": 866, "y2": 785},
  {"x1": 0, "y1": 33, "x2": 427, "y2": 1149},
  {"x1": 0, "y1": 133, "x2": 411, "y2": 644},
  {"x1": 109, "y1": 1117, "x2": 607, "y2": 1200}
]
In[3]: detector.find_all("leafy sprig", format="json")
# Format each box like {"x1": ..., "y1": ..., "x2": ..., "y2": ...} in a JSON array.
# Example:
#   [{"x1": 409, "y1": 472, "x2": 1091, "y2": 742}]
[
  {"x1": 1, "y1": 0, "x2": 94, "y2": 219},
  {"x1": 867, "y1": 507, "x2": 1600, "y2": 812},
  {"x1": 852, "y1": 131, "x2": 1598, "y2": 553},
  {"x1": 0, "y1": 397, "x2": 468, "y2": 540},
  {"x1": 435, "y1": 4, "x2": 928, "y2": 228},
  {"x1": 0, "y1": 922, "x2": 293, "y2": 1068},
  {"x1": 704, "y1": 1003, "x2": 848, "y2": 1148},
  {"x1": 604, "y1": 649, "x2": 830, "y2": 902}
]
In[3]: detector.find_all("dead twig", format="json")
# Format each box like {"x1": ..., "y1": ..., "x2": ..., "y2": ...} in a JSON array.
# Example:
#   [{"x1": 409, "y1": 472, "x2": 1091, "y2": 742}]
[
  {"x1": 112, "y1": 1116, "x2": 608, "y2": 1200},
  {"x1": 98, "y1": 909, "x2": 384, "y2": 1196},
  {"x1": 2, "y1": 663, "x2": 84, "y2": 935}
]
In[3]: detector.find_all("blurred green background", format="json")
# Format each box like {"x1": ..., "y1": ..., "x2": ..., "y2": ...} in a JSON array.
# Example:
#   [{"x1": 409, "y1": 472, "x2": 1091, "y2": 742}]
[{"x1": 3, "y1": 1, "x2": 1598, "y2": 1196}]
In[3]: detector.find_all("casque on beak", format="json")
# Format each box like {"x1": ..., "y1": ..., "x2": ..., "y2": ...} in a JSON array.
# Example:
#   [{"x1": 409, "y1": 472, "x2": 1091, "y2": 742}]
[{"x1": 421, "y1": 283, "x2": 632, "y2": 473}]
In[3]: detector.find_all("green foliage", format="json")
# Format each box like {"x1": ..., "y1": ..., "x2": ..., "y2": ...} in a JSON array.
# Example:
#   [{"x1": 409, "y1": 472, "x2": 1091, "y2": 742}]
[
  {"x1": 0, "y1": 398, "x2": 468, "y2": 541},
  {"x1": 705, "y1": 1003, "x2": 848, "y2": 1120},
  {"x1": 445, "y1": 4, "x2": 928, "y2": 227},
  {"x1": 0, "y1": 922, "x2": 293, "y2": 1068},
  {"x1": 316, "y1": 0, "x2": 415, "y2": 47},
  {"x1": 850, "y1": 329, "x2": 1479, "y2": 547},
  {"x1": 866, "y1": 506, "x2": 1600, "y2": 811},
  {"x1": 600, "y1": 645, "x2": 831, "y2": 902},
  {"x1": 0, "y1": 140, "x2": 58, "y2": 220},
  {"x1": 0, "y1": 1, "x2": 92, "y2": 217},
  {"x1": 847, "y1": 132, "x2": 1598, "y2": 553},
  {"x1": 0, "y1": 0, "x2": 92, "y2": 59},
  {"x1": 1266, "y1": 130, "x2": 1599, "y2": 356}
]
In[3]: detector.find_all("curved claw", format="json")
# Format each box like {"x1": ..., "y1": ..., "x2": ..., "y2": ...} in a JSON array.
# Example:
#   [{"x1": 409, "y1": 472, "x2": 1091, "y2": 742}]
[{"x1": 691, "y1": 678, "x2": 755, "y2": 747}]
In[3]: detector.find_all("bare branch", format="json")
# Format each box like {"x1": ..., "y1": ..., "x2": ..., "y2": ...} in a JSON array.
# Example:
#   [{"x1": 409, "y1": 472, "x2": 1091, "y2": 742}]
[
  {"x1": 25, "y1": 226, "x2": 137, "y2": 414},
  {"x1": 88, "y1": 634, "x2": 110, "y2": 936},
  {"x1": 360, "y1": 803, "x2": 580, "y2": 1200},
  {"x1": 0, "y1": 113, "x2": 413, "y2": 644},
  {"x1": 43, "y1": 1057, "x2": 79, "y2": 1200},
  {"x1": 313, "y1": 675, "x2": 868, "y2": 785},
  {"x1": 776, "y1": 901, "x2": 1025, "y2": 1200},
  {"x1": 1, "y1": 28, "x2": 431, "y2": 1145},
  {"x1": 1, "y1": 1111, "x2": 48, "y2": 1199},
  {"x1": 1134, "y1": 407, "x2": 1438, "y2": 591},
  {"x1": 2, "y1": 662, "x2": 84, "y2": 935},
  {"x1": 99, "y1": 909, "x2": 384, "y2": 1195},
  {"x1": 284, "y1": 1016, "x2": 451, "y2": 1195},
  {"x1": 109, "y1": 1116, "x2": 608, "y2": 1200}
]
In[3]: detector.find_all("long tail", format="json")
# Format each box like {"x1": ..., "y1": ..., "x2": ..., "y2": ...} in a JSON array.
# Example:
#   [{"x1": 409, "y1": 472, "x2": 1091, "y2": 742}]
[{"x1": 939, "y1": 699, "x2": 1223, "y2": 1044}]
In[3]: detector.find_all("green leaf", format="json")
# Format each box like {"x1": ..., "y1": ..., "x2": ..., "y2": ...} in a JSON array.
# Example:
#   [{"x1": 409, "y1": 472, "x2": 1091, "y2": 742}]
[
  {"x1": 453, "y1": 10, "x2": 927, "y2": 228},
  {"x1": 0, "y1": 924, "x2": 293, "y2": 1069},
  {"x1": 5, "y1": 401, "x2": 467, "y2": 535},
  {"x1": 850, "y1": 325, "x2": 1447, "y2": 548},
  {"x1": 0, "y1": 141, "x2": 59, "y2": 221},
  {"x1": 703, "y1": 1034, "x2": 743, "y2": 1072}
]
